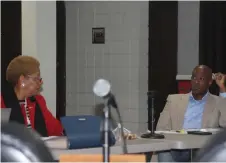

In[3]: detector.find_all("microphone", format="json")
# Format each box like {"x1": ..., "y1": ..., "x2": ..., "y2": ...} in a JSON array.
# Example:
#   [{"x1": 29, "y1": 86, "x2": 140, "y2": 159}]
[
  {"x1": 93, "y1": 79, "x2": 128, "y2": 156},
  {"x1": 141, "y1": 91, "x2": 165, "y2": 139},
  {"x1": 93, "y1": 79, "x2": 118, "y2": 109}
]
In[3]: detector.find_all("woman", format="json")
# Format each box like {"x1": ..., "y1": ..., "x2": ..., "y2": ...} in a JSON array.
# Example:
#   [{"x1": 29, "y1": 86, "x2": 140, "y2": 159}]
[{"x1": 1, "y1": 55, "x2": 63, "y2": 136}]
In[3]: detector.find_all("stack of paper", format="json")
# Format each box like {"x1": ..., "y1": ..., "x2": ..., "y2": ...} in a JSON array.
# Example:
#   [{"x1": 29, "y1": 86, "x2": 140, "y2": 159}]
[
  {"x1": 41, "y1": 136, "x2": 58, "y2": 141},
  {"x1": 145, "y1": 128, "x2": 222, "y2": 135},
  {"x1": 155, "y1": 130, "x2": 182, "y2": 134},
  {"x1": 42, "y1": 136, "x2": 68, "y2": 149}
]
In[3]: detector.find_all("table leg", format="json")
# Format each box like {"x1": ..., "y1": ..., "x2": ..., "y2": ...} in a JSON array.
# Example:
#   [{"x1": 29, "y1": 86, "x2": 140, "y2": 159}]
[
  {"x1": 144, "y1": 152, "x2": 153, "y2": 162},
  {"x1": 190, "y1": 148, "x2": 199, "y2": 162}
]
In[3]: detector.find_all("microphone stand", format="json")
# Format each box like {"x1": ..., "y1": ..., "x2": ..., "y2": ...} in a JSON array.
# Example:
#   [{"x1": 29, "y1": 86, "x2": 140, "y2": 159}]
[
  {"x1": 102, "y1": 94, "x2": 128, "y2": 163},
  {"x1": 93, "y1": 79, "x2": 128, "y2": 162},
  {"x1": 141, "y1": 91, "x2": 164, "y2": 139},
  {"x1": 102, "y1": 99, "x2": 111, "y2": 163},
  {"x1": 114, "y1": 106, "x2": 128, "y2": 154},
  {"x1": 108, "y1": 94, "x2": 128, "y2": 154}
]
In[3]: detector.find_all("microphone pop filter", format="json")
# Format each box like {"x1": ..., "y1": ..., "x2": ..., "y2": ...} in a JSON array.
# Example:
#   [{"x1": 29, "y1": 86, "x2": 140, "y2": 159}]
[{"x1": 93, "y1": 79, "x2": 111, "y2": 97}]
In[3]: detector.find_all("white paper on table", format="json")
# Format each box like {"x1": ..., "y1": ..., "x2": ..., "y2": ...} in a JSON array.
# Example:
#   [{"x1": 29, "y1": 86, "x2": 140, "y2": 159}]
[
  {"x1": 192, "y1": 128, "x2": 222, "y2": 134},
  {"x1": 42, "y1": 136, "x2": 68, "y2": 149},
  {"x1": 144, "y1": 130, "x2": 181, "y2": 135},
  {"x1": 146, "y1": 128, "x2": 222, "y2": 135},
  {"x1": 154, "y1": 130, "x2": 183, "y2": 134},
  {"x1": 41, "y1": 136, "x2": 59, "y2": 141}
]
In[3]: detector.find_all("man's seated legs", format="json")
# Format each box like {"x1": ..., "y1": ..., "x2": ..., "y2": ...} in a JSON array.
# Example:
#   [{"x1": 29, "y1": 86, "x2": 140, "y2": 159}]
[
  {"x1": 157, "y1": 149, "x2": 191, "y2": 162},
  {"x1": 157, "y1": 150, "x2": 174, "y2": 162}
]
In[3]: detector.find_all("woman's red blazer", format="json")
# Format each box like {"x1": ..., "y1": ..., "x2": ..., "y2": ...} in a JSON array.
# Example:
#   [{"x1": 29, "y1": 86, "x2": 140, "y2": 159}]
[{"x1": 1, "y1": 94, "x2": 64, "y2": 136}]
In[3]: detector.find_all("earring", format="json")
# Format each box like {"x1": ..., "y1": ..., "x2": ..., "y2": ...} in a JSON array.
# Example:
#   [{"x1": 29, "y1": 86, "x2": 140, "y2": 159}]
[{"x1": 21, "y1": 83, "x2": 25, "y2": 87}]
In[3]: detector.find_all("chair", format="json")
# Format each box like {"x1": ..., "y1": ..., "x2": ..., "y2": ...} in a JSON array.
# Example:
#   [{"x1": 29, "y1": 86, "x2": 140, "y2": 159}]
[
  {"x1": 1, "y1": 122, "x2": 54, "y2": 162},
  {"x1": 194, "y1": 129, "x2": 226, "y2": 162}
]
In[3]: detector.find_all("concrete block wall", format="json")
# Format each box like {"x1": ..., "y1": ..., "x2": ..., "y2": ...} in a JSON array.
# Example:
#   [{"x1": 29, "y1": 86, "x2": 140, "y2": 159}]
[{"x1": 66, "y1": 1, "x2": 149, "y2": 133}]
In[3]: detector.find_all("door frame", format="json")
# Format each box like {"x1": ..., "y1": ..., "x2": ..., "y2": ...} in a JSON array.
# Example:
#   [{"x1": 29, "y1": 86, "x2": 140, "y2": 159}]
[
  {"x1": 148, "y1": 1, "x2": 178, "y2": 130},
  {"x1": 56, "y1": 1, "x2": 66, "y2": 119},
  {"x1": 1, "y1": 1, "x2": 22, "y2": 87}
]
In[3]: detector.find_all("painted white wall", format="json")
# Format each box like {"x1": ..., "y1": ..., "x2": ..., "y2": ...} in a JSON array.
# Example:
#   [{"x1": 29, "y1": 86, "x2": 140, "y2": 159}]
[
  {"x1": 21, "y1": 1, "x2": 57, "y2": 116},
  {"x1": 177, "y1": 1, "x2": 200, "y2": 79},
  {"x1": 65, "y1": 1, "x2": 149, "y2": 132}
]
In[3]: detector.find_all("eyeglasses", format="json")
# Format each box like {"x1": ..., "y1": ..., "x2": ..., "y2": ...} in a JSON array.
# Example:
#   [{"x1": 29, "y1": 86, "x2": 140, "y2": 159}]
[{"x1": 27, "y1": 75, "x2": 43, "y2": 83}]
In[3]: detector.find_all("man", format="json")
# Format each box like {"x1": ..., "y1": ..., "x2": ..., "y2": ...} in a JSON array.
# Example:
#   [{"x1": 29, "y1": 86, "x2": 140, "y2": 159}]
[{"x1": 156, "y1": 65, "x2": 226, "y2": 162}]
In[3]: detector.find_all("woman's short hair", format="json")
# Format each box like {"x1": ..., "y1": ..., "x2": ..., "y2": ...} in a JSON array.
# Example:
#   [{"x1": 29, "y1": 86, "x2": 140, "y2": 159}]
[{"x1": 6, "y1": 55, "x2": 40, "y2": 85}]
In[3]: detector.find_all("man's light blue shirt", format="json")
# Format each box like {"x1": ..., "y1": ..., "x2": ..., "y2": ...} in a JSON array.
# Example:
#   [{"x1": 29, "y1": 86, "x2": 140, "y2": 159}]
[
  {"x1": 220, "y1": 92, "x2": 226, "y2": 98},
  {"x1": 183, "y1": 92, "x2": 226, "y2": 129}
]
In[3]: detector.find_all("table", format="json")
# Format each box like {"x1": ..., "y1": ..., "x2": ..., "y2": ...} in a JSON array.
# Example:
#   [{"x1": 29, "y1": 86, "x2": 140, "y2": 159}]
[
  {"x1": 163, "y1": 133, "x2": 213, "y2": 149},
  {"x1": 45, "y1": 137, "x2": 173, "y2": 160},
  {"x1": 45, "y1": 133, "x2": 216, "y2": 160}
]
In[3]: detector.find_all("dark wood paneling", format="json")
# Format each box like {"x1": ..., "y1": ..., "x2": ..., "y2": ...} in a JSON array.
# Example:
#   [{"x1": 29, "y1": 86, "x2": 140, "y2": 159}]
[
  {"x1": 1, "y1": 1, "x2": 22, "y2": 87},
  {"x1": 199, "y1": 2, "x2": 226, "y2": 95},
  {"x1": 56, "y1": 1, "x2": 66, "y2": 119},
  {"x1": 148, "y1": 1, "x2": 178, "y2": 130}
]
